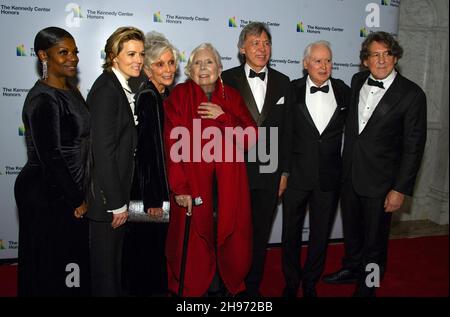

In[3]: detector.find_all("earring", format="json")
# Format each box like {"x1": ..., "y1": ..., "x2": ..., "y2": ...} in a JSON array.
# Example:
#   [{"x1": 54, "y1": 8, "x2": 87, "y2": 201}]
[
  {"x1": 42, "y1": 60, "x2": 48, "y2": 80},
  {"x1": 219, "y1": 75, "x2": 225, "y2": 99}
]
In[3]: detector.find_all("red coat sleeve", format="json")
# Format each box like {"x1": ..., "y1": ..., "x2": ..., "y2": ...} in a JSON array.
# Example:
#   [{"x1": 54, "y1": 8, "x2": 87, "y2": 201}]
[
  {"x1": 215, "y1": 86, "x2": 258, "y2": 152},
  {"x1": 163, "y1": 85, "x2": 191, "y2": 196}
]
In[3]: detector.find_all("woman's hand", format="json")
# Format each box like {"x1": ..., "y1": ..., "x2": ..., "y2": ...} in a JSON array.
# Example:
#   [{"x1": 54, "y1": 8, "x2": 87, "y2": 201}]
[
  {"x1": 174, "y1": 194, "x2": 193, "y2": 216},
  {"x1": 148, "y1": 207, "x2": 163, "y2": 218},
  {"x1": 74, "y1": 201, "x2": 88, "y2": 218},
  {"x1": 197, "y1": 102, "x2": 224, "y2": 119},
  {"x1": 111, "y1": 211, "x2": 128, "y2": 229}
]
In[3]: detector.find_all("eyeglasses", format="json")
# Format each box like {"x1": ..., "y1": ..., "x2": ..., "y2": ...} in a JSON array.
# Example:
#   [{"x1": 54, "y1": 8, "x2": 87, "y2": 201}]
[
  {"x1": 368, "y1": 50, "x2": 394, "y2": 59},
  {"x1": 249, "y1": 40, "x2": 271, "y2": 48}
]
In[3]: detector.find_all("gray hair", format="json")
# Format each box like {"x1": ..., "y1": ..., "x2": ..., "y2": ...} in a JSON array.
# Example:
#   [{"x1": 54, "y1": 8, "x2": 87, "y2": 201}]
[
  {"x1": 237, "y1": 22, "x2": 272, "y2": 50},
  {"x1": 143, "y1": 31, "x2": 179, "y2": 68},
  {"x1": 184, "y1": 43, "x2": 223, "y2": 78},
  {"x1": 303, "y1": 40, "x2": 332, "y2": 61}
]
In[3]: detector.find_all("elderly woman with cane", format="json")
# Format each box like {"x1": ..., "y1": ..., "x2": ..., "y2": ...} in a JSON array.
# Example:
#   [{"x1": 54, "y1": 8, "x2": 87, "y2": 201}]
[{"x1": 164, "y1": 43, "x2": 257, "y2": 296}]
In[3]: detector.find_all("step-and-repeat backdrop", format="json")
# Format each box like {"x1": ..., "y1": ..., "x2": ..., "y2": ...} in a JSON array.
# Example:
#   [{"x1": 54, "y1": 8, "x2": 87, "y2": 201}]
[{"x1": 0, "y1": 0, "x2": 399, "y2": 259}]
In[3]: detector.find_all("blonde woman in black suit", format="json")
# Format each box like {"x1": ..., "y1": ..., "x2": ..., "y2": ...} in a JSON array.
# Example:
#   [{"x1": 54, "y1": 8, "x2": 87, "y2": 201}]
[{"x1": 87, "y1": 26, "x2": 145, "y2": 297}]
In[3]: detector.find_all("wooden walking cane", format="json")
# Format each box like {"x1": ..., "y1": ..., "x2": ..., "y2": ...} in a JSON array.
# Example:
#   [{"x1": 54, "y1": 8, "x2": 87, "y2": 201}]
[{"x1": 178, "y1": 196, "x2": 203, "y2": 296}]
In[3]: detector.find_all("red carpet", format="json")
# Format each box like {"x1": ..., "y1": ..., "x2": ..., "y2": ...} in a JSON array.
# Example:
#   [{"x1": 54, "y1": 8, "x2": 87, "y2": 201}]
[
  {"x1": 0, "y1": 235, "x2": 448, "y2": 297},
  {"x1": 260, "y1": 235, "x2": 449, "y2": 297},
  {"x1": 0, "y1": 264, "x2": 17, "y2": 297}
]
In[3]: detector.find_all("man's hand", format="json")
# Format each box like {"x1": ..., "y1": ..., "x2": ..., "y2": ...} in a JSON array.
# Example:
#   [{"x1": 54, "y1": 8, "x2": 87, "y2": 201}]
[
  {"x1": 278, "y1": 175, "x2": 288, "y2": 198},
  {"x1": 74, "y1": 201, "x2": 88, "y2": 218},
  {"x1": 384, "y1": 190, "x2": 405, "y2": 212}
]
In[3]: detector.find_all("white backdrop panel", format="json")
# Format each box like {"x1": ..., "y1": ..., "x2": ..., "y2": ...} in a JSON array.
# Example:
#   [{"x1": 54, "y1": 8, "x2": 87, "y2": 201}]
[{"x1": 0, "y1": 0, "x2": 399, "y2": 258}]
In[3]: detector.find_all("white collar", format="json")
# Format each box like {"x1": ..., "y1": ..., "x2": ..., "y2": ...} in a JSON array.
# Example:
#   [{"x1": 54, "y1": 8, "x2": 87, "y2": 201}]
[
  {"x1": 111, "y1": 67, "x2": 132, "y2": 93},
  {"x1": 245, "y1": 63, "x2": 268, "y2": 77},
  {"x1": 369, "y1": 69, "x2": 397, "y2": 88},
  {"x1": 307, "y1": 75, "x2": 330, "y2": 88}
]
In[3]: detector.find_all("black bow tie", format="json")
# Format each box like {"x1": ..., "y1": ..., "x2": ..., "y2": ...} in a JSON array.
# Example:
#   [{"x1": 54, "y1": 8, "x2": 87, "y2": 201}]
[
  {"x1": 249, "y1": 69, "x2": 266, "y2": 81},
  {"x1": 310, "y1": 85, "x2": 329, "y2": 94},
  {"x1": 367, "y1": 77, "x2": 384, "y2": 89}
]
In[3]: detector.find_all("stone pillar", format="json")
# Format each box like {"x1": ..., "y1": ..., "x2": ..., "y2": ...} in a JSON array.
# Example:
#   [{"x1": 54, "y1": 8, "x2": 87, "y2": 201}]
[{"x1": 397, "y1": 0, "x2": 449, "y2": 224}]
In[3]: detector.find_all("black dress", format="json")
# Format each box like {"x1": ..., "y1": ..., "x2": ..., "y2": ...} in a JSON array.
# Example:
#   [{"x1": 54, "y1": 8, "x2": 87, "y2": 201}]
[
  {"x1": 14, "y1": 81, "x2": 90, "y2": 297},
  {"x1": 122, "y1": 80, "x2": 170, "y2": 296}
]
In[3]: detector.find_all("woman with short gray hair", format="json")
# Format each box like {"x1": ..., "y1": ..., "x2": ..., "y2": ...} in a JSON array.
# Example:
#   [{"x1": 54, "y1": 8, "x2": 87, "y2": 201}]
[{"x1": 123, "y1": 31, "x2": 179, "y2": 296}]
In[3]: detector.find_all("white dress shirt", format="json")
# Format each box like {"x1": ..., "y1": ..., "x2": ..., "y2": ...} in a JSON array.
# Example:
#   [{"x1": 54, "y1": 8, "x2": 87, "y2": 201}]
[
  {"x1": 245, "y1": 63, "x2": 267, "y2": 113},
  {"x1": 358, "y1": 70, "x2": 397, "y2": 134},
  {"x1": 305, "y1": 76, "x2": 337, "y2": 135},
  {"x1": 108, "y1": 67, "x2": 137, "y2": 215},
  {"x1": 112, "y1": 67, "x2": 138, "y2": 125}
]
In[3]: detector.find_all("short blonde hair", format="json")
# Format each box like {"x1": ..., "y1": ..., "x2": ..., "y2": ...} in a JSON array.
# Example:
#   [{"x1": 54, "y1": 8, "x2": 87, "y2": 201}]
[
  {"x1": 184, "y1": 43, "x2": 223, "y2": 78},
  {"x1": 102, "y1": 26, "x2": 145, "y2": 70}
]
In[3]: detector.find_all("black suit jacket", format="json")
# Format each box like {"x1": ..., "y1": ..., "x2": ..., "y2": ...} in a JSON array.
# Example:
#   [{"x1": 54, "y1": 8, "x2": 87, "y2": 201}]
[
  {"x1": 342, "y1": 70, "x2": 427, "y2": 197},
  {"x1": 221, "y1": 65, "x2": 290, "y2": 191},
  {"x1": 86, "y1": 70, "x2": 138, "y2": 221},
  {"x1": 283, "y1": 76, "x2": 350, "y2": 191}
]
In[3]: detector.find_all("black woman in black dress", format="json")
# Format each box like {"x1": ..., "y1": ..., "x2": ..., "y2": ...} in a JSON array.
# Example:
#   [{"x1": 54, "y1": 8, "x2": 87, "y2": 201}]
[{"x1": 14, "y1": 27, "x2": 90, "y2": 297}]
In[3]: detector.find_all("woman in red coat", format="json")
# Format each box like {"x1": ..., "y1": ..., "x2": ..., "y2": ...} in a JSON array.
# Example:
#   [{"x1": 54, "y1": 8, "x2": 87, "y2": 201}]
[{"x1": 164, "y1": 43, "x2": 257, "y2": 296}]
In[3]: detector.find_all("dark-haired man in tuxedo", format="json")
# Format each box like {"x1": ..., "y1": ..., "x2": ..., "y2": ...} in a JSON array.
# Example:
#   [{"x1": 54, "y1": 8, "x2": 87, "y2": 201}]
[
  {"x1": 221, "y1": 22, "x2": 290, "y2": 297},
  {"x1": 281, "y1": 41, "x2": 350, "y2": 297},
  {"x1": 322, "y1": 31, "x2": 427, "y2": 297}
]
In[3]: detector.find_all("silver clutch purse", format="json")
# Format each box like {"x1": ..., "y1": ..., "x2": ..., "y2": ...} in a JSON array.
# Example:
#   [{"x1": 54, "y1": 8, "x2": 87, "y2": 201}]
[{"x1": 128, "y1": 200, "x2": 170, "y2": 223}]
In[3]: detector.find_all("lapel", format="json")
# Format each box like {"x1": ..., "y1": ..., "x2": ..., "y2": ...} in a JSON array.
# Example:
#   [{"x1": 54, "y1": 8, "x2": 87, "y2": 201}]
[
  {"x1": 234, "y1": 65, "x2": 260, "y2": 123},
  {"x1": 258, "y1": 67, "x2": 279, "y2": 125},
  {"x1": 295, "y1": 78, "x2": 319, "y2": 134},
  {"x1": 106, "y1": 70, "x2": 135, "y2": 122},
  {"x1": 322, "y1": 78, "x2": 345, "y2": 133},
  {"x1": 360, "y1": 72, "x2": 403, "y2": 135},
  {"x1": 350, "y1": 73, "x2": 367, "y2": 136}
]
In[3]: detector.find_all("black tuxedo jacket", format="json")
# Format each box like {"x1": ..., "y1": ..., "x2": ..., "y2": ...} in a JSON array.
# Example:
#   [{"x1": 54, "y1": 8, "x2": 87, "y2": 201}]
[
  {"x1": 342, "y1": 70, "x2": 427, "y2": 197},
  {"x1": 87, "y1": 70, "x2": 138, "y2": 221},
  {"x1": 283, "y1": 76, "x2": 350, "y2": 191},
  {"x1": 221, "y1": 64, "x2": 290, "y2": 191}
]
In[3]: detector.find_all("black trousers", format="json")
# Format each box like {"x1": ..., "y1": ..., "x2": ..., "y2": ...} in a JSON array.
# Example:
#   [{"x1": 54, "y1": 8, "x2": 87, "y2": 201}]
[
  {"x1": 340, "y1": 178, "x2": 392, "y2": 279},
  {"x1": 122, "y1": 222, "x2": 168, "y2": 296},
  {"x1": 282, "y1": 187, "x2": 338, "y2": 288},
  {"x1": 245, "y1": 188, "x2": 279, "y2": 294},
  {"x1": 89, "y1": 220, "x2": 126, "y2": 297}
]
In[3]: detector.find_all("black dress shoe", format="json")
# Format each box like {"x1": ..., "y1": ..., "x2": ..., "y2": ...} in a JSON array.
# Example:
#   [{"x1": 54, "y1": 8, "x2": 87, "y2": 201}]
[
  {"x1": 322, "y1": 268, "x2": 359, "y2": 284},
  {"x1": 302, "y1": 285, "x2": 317, "y2": 298},
  {"x1": 282, "y1": 286, "x2": 298, "y2": 298}
]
